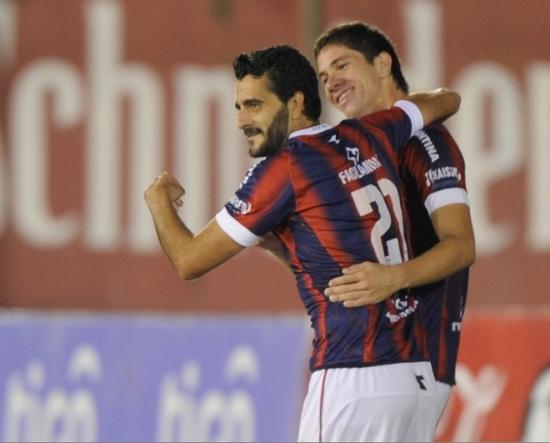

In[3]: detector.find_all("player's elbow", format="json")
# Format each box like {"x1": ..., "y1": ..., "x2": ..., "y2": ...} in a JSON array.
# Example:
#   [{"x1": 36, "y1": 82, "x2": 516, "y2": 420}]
[
  {"x1": 173, "y1": 259, "x2": 207, "y2": 281},
  {"x1": 459, "y1": 234, "x2": 476, "y2": 268},
  {"x1": 465, "y1": 238, "x2": 476, "y2": 267},
  {"x1": 449, "y1": 90, "x2": 461, "y2": 114},
  {"x1": 178, "y1": 269, "x2": 205, "y2": 281},
  {"x1": 450, "y1": 97, "x2": 461, "y2": 119},
  {"x1": 441, "y1": 231, "x2": 476, "y2": 270},
  {"x1": 433, "y1": 87, "x2": 461, "y2": 119},
  {"x1": 441, "y1": 88, "x2": 461, "y2": 117}
]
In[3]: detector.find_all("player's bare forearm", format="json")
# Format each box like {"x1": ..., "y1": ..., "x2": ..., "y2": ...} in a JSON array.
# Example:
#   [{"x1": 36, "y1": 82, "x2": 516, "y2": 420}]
[
  {"x1": 325, "y1": 238, "x2": 471, "y2": 307},
  {"x1": 397, "y1": 203, "x2": 475, "y2": 288},
  {"x1": 145, "y1": 172, "x2": 244, "y2": 280},
  {"x1": 325, "y1": 204, "x2": 475, "y2": 307},
  {"x1": 393, "y1": 233, "x2": 474, "y2": 290},
  {"x1": 147, "y1": 196, "x2": 194, "y2": 278},
  {"x1": 407, "y1": 88, "x2": 461, "y2": 125},
  {"x1": 324, "y1": 262, "x2": 403, "y2": 307}
]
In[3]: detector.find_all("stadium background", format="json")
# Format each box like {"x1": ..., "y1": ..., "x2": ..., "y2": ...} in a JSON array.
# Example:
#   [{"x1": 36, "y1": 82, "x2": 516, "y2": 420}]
[{"x1": 0, "y1": 0, "x2": 549, "y2": 441}]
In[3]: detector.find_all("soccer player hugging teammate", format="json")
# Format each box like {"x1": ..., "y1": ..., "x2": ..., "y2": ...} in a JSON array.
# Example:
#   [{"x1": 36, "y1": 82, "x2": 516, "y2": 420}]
[
  {"x1": 316, "y1": 21, "x2": 476, "y2": 429},
  {"x1": 144, "y1": 44, "x2": 462, "y2": 441}
]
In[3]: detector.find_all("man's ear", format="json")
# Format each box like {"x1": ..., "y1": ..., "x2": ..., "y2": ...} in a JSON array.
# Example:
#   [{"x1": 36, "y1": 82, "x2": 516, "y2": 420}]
[
  {"x1": 374, "y1": 52, "x2": 392, "y2": 78},
  {"x1": 288, "y1": 91, "x2": 305, "y2": 120}
]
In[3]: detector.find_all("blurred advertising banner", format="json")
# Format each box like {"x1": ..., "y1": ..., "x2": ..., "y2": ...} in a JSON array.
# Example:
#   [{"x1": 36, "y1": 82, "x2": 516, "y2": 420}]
[
  {"x1": 0, "y1": 0, "x2": 549, "y2": 311},
  {"x1": 0, "y1": 312, "x2": 310, "y2": 442},
  {"x1": 1, "y1": 311, "x2": 548, "y2": 443},
  {"x1": 436, "y1": 310, "x2": 550, "y2": 442}
]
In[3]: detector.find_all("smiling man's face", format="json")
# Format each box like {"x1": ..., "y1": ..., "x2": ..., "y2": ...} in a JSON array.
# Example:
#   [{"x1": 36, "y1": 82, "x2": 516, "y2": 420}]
[{"x1": 316, "y1": 44, "x2": 387, "y2": 119}]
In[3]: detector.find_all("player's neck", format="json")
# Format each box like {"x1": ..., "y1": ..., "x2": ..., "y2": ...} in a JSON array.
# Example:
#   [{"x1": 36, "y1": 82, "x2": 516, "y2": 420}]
[
  {"x1": 290, "y1": 115, "x2": 319, "y2": 133},
  {"x1": 355, "y1": 85, "x2": 405, "y2": 117},
  {"x1": 392, "y1": 88, "x2": 407, "y2": 103},
  {"x1": 380, "y1": 84, "x2": 406, "y2": 109}
]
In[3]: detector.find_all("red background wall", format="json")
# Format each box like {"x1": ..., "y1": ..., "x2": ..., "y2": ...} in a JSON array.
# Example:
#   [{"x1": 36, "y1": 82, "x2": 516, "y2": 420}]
[{"x1": 1, "y1": 0, "x2": 548, "y2": 312}]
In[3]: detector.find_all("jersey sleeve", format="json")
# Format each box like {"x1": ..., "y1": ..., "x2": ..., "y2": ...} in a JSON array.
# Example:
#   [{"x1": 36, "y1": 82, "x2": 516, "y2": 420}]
[
  {"x1": 358, "y1": 101, "x2": 423, "y2": 157},
  {"x1": 215, "y1": 151, "x2": 295, "y2": 247},
  {"x1": 394, "y1": 100, "x2": 424, "y2": 135},
  {"x1": 400, "y1": 124, "x2": 469, "y2": 215}
]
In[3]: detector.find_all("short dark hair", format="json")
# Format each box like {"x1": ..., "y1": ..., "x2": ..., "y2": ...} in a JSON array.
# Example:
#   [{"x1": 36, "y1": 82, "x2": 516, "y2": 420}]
[
  {"x1": 314, "y1": 21, "x2": 409, "y2": 94},
  {"x1": 233, "y1": 45, "x2": 321, "y2": 121}
]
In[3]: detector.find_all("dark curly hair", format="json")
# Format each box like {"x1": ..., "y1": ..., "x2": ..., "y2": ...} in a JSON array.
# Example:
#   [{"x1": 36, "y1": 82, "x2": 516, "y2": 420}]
[
  {"x1": 314, "y1": 21, "x2": 409, "y2": 94},
  {"x1": 233, "y1": 45, "x2": 321, "y2": 121}
]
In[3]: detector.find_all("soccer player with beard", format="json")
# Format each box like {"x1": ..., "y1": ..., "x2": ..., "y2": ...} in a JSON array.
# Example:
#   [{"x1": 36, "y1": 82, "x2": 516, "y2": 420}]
[
  {"x1": 145, "y1": 45, "x2": 461, "y2": 441},
  {"x1": 315, "y1": 22, "x2": 476, "y2": 423}
]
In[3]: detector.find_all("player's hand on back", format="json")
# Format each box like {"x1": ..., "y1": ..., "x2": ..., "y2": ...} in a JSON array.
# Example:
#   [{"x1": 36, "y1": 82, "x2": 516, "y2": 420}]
[
  {"x1": 324, "y1": 261, "x2": 403, "y2": 307},
  {"x1": 144, "y1": 171, "x2": 185, "y2": 210}
]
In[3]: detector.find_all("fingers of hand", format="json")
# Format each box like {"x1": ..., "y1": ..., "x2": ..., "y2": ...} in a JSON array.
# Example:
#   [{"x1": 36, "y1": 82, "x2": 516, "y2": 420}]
[
  {"x1": 325, "y1": 282, "x2": 369, "y2": 301},
  {"x1": 342, "y1": 297, "x2": 370, "y2": 308},
  {"x1": 155, "y1": 171, "x2": 170, "y2": 184},
  {"x1": 145, "y1": 172, "x2": 185, "y2": 207},
  {"x1": 156, "y1": 172, "x2": 185, "y2": 199},
  {"x1": 327, "y1": 273, "x2": 359, "y2": 288},
  {"x1": 325, "y1": 281, "x2": 360, "y2": 297},
  {"x1": 342, "y1": 265, "x2": 358, "y2": 274},
  {"x1": 342, "y1": 261, "x2": 374, "y2": 274},
  {"x1": 327, "y1": 291, "x2": 372, "y2": 307},
  {"x1": 148, "y1": 172, "x2": 171, "y2": 191}
]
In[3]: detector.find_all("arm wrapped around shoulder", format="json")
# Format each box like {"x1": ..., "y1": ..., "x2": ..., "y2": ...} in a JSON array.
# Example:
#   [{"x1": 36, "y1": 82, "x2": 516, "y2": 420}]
[{"x1": 402, "y1": 88, "x2": 461, "y2": 128}]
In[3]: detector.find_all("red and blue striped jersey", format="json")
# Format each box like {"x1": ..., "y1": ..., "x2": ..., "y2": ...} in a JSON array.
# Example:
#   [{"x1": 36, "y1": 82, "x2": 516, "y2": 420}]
[
  {"x1": 400, "y1": 123, "x2": 470, "y2": 385},
  {"x1": 217, "y1": 104, "x2": 427, "y2": 371}
]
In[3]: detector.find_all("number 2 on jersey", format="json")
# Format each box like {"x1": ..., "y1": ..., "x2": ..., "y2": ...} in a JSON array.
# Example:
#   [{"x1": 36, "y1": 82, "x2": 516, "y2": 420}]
[{"x1": 350, "y1": 178, "x2": 408, "y2": 265}]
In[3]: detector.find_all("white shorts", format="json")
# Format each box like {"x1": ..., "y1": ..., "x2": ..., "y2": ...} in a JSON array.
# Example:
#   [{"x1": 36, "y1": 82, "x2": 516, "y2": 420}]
[
  {"x1": 297, "y1": 362, "x2": 439, "y2": 442},
  {"x1": 434, "y1": 380, "x2": 452, "y2": 423}
]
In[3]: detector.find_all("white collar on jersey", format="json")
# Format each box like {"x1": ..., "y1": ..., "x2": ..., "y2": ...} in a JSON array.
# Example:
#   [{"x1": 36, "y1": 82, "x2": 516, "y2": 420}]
[{"x1": 288, "y1": 123, "x2": 331, "y2": 139}]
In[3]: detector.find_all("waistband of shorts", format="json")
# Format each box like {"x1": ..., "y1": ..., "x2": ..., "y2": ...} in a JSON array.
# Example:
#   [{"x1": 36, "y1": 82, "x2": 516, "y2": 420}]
[{"x1": 310, "y1": 356, "x2": 429, "y2": 373}]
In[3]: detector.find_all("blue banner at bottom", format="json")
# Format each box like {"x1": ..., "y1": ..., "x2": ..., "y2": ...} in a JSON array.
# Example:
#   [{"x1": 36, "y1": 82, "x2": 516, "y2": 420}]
[{"x1": 0, "y1": 312, "x2": 311, "y2": 442}]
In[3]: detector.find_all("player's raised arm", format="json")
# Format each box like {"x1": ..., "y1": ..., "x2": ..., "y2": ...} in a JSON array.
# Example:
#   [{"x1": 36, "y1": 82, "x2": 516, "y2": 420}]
[
  {"x1": 144, "y1": 171, "x2": 244, "y2": 280},
  {"x1": 402, "y1": 88, "x2": 461, "y2": 128}
]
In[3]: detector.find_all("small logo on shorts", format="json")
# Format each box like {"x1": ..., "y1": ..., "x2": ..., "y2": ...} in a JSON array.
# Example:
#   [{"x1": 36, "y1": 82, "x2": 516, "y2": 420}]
[{"x1": 415, "y1": 375, "x2": 427, "y2": 391}]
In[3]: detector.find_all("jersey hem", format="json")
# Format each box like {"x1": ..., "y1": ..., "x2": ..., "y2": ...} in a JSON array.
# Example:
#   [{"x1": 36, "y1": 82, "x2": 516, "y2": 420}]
[{"x1": 310, "y1": 356, "x2": 429, "y2": 373}]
